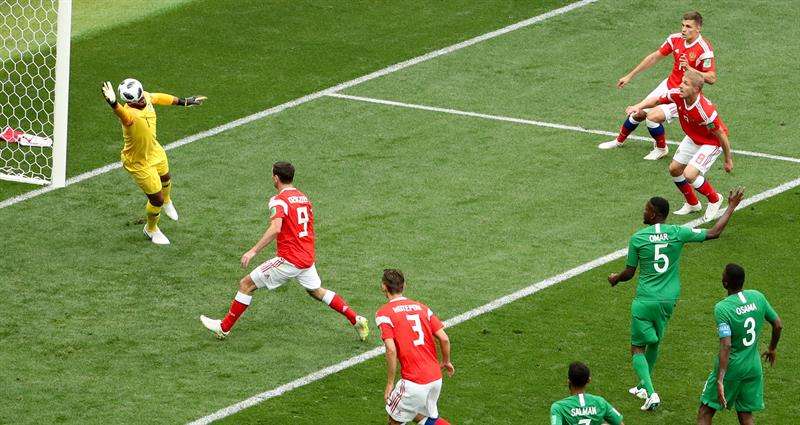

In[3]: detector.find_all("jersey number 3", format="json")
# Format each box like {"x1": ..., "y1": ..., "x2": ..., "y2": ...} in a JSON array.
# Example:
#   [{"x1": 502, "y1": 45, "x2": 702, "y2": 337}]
[
  {"x1": 406, "y1": 314, "x2": 425, "y2": 346},
  {"x1": 297, "y1": 207, "x2": 309, "y2": 238}
]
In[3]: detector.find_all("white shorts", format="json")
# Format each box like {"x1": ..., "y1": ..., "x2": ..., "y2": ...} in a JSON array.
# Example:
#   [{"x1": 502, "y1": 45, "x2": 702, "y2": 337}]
[
  {"x1": 386, "y1": 379, "x2": 442, "y2": 423},
  {"x1": 644, "y1": 78, "x2": 678, "y2": 123},
  {"x1": 249, "y1": 257, "x2": 321, "y2": 291},
  {"x1": 673, "y1": 136, "x2": 723, "y2": 174}
]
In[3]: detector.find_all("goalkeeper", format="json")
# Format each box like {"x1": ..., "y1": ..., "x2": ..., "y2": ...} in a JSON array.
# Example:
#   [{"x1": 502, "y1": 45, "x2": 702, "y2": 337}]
[{"x1": 101, "y1": 79, "x2": 206, "y2": 245}]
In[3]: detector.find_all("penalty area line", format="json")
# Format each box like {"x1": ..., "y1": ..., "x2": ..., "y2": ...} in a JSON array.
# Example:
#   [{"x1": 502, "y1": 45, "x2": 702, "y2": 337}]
[
  {"x1": 187, "y1": 176, "x2": 800, "y2": 424},
  {"x1": 0, "y1": 0, "x2": 598, "y2": 211},
  {"x1": 325, "y1": 93, "x2": 800, "y2": 165}
]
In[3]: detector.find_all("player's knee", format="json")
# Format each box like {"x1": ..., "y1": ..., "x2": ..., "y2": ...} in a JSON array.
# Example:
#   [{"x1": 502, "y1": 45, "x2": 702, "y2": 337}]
[
  {"x1": 239, "y1": 276, "x2": 257, "y2": 294},
  {"x1": 683, "y1": 167, "x2": 701, "y2": 182},
  {"x1": 669, "y1": 162, "x2": 684, "y2": 177},
  {"x1": 160, "y1": 173, "x2": 171, "y2": 183},
  {"x1": 148, "y1": 193, "x2": 164, "y2": 207},
  {"x1": 306, "y1": 287, "x2": 325, "y2": 301}
]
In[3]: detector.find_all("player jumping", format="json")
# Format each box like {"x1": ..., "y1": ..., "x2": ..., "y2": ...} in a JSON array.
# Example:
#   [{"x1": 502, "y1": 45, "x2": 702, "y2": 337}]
[
  {"x1": 625, "y1": 71, "x2": 732, "y2": 220},
  {"x1": 599, "y1": 11, "x2": 716, "y2": 160},
  {"x1": 376, "y1": 269, "x2": 453, "y2": 425},
  {"x1": 200, "y1": 162, "x2": 369, "y2": 341},
  {"x1": 697, "y1": 264, "x2": 783, "y2": 425},
  {"x1": 101, "y1": 79, "x2": 206, "y2": 245},
  {"x1": 550, "y1": 362, "x2": 624, "y2": 425},
  {"x1": 608, "y1": 187, "x2": 744, "y2": 411}
]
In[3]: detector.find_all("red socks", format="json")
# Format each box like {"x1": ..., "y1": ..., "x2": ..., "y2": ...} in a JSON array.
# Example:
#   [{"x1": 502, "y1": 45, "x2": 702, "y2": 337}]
[
  {"x1": 323, "y1": 291, "x2": 358, "y2": 325},
  {"x1": 692, "y1": 176, "x2": 720, "y2": 202},
  {"x1": 673, "y1": 176, "x2": 699, "y2": 206},
  {"x1": 221, "y1": 291, "x2": 252, "y2": 332},
  {"x1": 616, "y1": 115, "x2": 640, "y2": 143}
]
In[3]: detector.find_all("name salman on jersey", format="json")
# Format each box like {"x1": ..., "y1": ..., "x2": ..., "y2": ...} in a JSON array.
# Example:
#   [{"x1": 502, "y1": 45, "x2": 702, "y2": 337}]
[{"x1": 570, "y1": 406, "x2": 597, "y2": 417}]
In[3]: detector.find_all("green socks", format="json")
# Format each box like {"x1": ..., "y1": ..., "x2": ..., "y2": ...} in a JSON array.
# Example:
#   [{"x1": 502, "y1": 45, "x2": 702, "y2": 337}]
[{"x1": 633, "y1": 353, "x2": 655, "y2": 395}]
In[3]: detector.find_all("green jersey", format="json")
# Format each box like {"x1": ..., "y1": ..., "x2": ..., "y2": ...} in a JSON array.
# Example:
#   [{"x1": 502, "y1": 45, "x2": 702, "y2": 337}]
[
  {"x1": 713, "y1": 290, "x2": 778, "y2": 379},
  {"x1": 626, "y1": 223, "x2": 707, "y2": 302},
  {"x1": 550, "y1": 393, "x2": 623, "y2": 425}
]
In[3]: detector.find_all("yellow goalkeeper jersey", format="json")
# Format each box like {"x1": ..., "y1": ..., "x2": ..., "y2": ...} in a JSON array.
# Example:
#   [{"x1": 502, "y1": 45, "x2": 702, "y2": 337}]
[{"x1": 115, "y1": 91, "x2": 175, "y2": 168}]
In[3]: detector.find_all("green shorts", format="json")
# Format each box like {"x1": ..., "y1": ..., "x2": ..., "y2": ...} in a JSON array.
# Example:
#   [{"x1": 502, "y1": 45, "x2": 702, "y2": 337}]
[
  {"x1": 630, "y1": 299, "x2": 675, "y2": 347},
  {"x1": 700, "y1": 369, "x2": 764, "y2": 412}
]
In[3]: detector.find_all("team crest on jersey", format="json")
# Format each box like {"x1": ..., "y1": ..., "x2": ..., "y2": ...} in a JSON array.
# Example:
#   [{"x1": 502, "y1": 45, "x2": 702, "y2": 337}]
[{"x1": 689, "y1": 52, "x2": 696, "y2": 61}]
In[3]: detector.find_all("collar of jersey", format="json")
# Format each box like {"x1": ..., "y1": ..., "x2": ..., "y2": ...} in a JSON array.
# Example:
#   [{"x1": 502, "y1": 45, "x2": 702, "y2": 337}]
[
  {"x1": 684, "y1": 34, "x2": 703, "y2": 48},
  {"x1": 389, "y1": 296, "x2": 407, "y2": 303}
]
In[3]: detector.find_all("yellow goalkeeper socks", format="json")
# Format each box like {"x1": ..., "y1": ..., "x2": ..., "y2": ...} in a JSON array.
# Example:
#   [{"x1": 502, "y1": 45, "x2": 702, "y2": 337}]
[
  {"x1": 145, "y1": 201, "x2": 161, "y2": 232},
  {"x1": 161, "y1": 180, "x2": 172, "y2": 204}
]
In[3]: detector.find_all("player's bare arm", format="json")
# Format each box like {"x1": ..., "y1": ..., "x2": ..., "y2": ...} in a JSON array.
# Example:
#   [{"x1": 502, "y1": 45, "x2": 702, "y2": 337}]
[
  {"x1": 608, "y1": 266, "x2": 636, "y2": 287},
  {"x1": 435, "y1": 328, "x2": 454, "y2": 377},
  {"x1": 625, "y1": 96, "x2": 661, "y2": 117},
  {"x1": 705, "y1": 187, "x2": 745, "y2": 239},
  {"x1": 762, "y1": 316, "x2": 783, "y2": 366},
  {"x1": 716, "y1": 336, "x2": 732, "y2": 409},
  {"x1": 241, "y1": 217, "x2": 283, "y2": 268},
  {"x1": 618, "y1": 50, "x2": 667, "y2": 88},
  {"x1": 383, "y1": 338, "x2": 398, "y2": 402},
  {"x1": 713, "y1": 128, "x2": 733, "y2": 173}
]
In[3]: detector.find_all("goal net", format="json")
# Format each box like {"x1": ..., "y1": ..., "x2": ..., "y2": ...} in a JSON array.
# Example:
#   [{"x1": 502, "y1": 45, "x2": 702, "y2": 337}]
[{"x1": 0, "y1": 0, "x2": 71, "y2": 187}]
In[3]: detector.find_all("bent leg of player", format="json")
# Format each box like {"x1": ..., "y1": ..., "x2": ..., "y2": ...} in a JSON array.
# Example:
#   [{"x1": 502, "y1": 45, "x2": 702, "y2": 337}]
[
  {"x1": 642, "y1": 105, "x2": 673, "y2": 160},
  {"x1": 302, "y1": 267, "x2": 369, "y2": 340},
  {"x1": 386, "y1": 379, "x2": 443, "y2": 425},
  {"x1": 630, "y1": 300, "x2": 662, "y2": 410},
  {"x1": 599, "y1": 114, "x2": 641, "y2": 149},
  {"x1": 670, "y1": 137, "x2": 703, "y2": 215},
  {"x1": 414, "y1": 379, "x2": 450, "y2": 425},
  {"x1": 733, "y1": 373, "x2": 764, "y2": 417},
  {"x1": 697, "y1": 403, "x2": 717, "y2": 425},
  {"x1": 159, "y1": 164, "x2": 178, "y2": 220},
  {"x1": 736, "y1": 412, "x2": 755, "y2": 425},
  {"x1": 682, "y1": 144, "x2": 724, "y2": 220},
  {"x1": 200, "y1": 257, "x2": 291, "y2": 339}
]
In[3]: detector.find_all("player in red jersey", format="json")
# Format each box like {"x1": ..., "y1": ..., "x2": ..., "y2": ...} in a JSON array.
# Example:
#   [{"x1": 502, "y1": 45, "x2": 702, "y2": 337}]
[
  {"x1": 626, "y1": 71, "x2": 732, "y2": 221},
  {"x1": 200, "y1": 162, "x2": 369, "y2": 340},
  {"x1": 599, "y1": 11, "x2": 717, "y2": 161},
  {"x1": 377, "y1": 269, "x2": 453, "y2": 425}
]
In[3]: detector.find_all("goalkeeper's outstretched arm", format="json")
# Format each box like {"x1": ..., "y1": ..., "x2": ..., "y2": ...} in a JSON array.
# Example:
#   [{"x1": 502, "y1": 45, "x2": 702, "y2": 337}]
[
  {"x1": 151, "y1": 93, "x2": 207, "y2": 107},
  {"x1": 101, "y1": 81, "x2": 134, "y2": 126}
]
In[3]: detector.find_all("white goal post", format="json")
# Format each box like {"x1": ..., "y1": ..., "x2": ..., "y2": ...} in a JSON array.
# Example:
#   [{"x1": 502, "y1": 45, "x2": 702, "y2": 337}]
[{"x1": 0, "y1": 0, "x2": 71, "y2": 187}]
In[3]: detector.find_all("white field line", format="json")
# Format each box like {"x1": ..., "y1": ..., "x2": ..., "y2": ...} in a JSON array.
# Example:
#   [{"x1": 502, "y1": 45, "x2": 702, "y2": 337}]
[
  {"x1": 188, "y1": 175, "x2": 800, "y2": 425},
  {"x1": 0, "y1": 0, "x2": 598, "y2": 211},
  {"x1": 326, "y1": 93, "x2": 800, "y2": 165}
]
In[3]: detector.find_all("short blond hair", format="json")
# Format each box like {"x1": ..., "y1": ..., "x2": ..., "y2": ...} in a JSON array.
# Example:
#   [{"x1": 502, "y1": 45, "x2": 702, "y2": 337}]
[{"x1": 684, "y1": 70, "x2": 705, "y2": 89}]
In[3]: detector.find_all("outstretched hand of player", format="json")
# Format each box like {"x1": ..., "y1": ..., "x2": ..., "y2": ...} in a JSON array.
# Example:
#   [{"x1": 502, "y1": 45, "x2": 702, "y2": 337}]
[
  {"x1": 185, "y1": 96, "x2": 207, "y2": 106},
  {"x1": 724, "y1": 157, "x2": 734, "y2": 173},
  {"x1": 608, "y1": 273, "x2": 620, "y2": 287},
  {"x1": 617, "y1": 75, "x2": 631, "y2": 89},
  {"x1": 717, "y1": 381, "x2": 727, "y2": 409},
  {"x1": 727, "y1": 187, "x2": 745, "y2": 209},
  {"x1": 241, "y1": 249, "x2": 257, "y2": 268},
  {"x1": 101, "y1": 81, "x2": 116, "y2": 106},
  {"x1": 762, "y1": 349, "x2": 777, "y2": 366},
  {"x1": 441, "y1": 361, "x2": 455, "y2": 377}
]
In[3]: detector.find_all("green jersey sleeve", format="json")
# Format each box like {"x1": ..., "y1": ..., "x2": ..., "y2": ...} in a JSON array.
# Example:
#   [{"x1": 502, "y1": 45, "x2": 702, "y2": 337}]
[
  {"x1": 550, "y1": 402, "x2": 563, "y2": 425},
  {"x1": 625, "y1": 235, "x2": 639, "y2": 268},
  {"x1": 603, "y1": 399, "x2": 624, "y2": 425},
  {"x1": 714, "y1": 303, "x2": 732, "y2": 338},
  {"x1": 761, "y1": 293, "x2": 779, "y2": 322},
  {"x1": 677, "y1": 226, "x2": 707, "y2": 243}
]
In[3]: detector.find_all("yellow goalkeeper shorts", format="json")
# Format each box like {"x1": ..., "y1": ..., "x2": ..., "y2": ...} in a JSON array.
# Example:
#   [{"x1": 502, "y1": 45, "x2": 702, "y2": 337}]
[{"x1": 123, "y1": 155, "x2": 169, "y2": 195}]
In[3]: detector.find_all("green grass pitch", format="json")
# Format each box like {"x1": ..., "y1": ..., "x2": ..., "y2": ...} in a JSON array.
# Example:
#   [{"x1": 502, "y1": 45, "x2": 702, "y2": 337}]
[{"x1": 1, "y1": 1, "x2": 798, "y2": 424}]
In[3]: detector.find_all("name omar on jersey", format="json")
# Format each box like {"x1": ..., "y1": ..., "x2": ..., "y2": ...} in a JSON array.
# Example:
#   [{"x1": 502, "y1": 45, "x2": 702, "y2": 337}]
[{"x1": 649, "y1": 233, "x2": 669, "y2": 243}]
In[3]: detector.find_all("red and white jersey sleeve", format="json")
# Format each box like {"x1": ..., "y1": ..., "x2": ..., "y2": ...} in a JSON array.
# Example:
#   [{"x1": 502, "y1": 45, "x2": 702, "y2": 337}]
[
  {"x1": 376, "y1": 297, "x2": 444, "y2": 385},
  {"x1": 268, "y1": 187, "x2": 315, "y2": 269},
  {"x1": 659, "y1": 33, "x2": 715, "y2": 88}
]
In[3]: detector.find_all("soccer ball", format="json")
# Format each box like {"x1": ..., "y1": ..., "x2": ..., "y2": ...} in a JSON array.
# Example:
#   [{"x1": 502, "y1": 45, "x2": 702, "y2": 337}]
[{"x1": 118, "y1": 78, "x2": 143, "y2": 103}]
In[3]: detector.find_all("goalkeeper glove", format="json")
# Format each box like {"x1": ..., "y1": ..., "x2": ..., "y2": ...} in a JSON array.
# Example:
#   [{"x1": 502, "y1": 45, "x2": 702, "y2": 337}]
[
  {"x1": 101, "y1": 81, "x2": 117, "y2": 106},
  {"x1": 179, "y1": 96, "x2": 207, "y2": 107}
]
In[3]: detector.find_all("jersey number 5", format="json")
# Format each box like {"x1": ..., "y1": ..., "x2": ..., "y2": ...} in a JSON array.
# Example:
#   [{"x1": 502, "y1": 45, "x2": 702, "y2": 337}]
[
  {"x1": 654, "y1": 243, "x2": 669, "y2": 273},
  {"x1": 406, "y1": 314, "x2": 425, "y2": 346},
  {"x1": 297, "y1": 206, "x2": 309, "y2": 238}
]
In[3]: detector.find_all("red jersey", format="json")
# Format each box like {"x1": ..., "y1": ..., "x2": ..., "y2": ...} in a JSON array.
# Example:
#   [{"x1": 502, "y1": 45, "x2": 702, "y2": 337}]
[
  {"x1": 268, "y1": 187, "x2": 315, "y2": 269},
  {"x1": 658, "y1": 89, "x2": 727, "y2": 146},
  {"x1": 658, "y1": 33, "x2": 715, "y2": 88},
  {"x1": 376, "y1": 297, "x2": 444, "y2": 385}
]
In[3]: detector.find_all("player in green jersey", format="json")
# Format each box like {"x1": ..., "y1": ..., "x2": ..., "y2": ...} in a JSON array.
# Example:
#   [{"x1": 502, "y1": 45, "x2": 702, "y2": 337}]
[
  {"x1": 697, "y1": 264, "x2": 783, "y2": 425},
  {"x1": 550, "y1": 362, "x2": 624, "y2": 425},
  {"x1": 608, "y1": 187, "x2": 745, "y2": 411}
]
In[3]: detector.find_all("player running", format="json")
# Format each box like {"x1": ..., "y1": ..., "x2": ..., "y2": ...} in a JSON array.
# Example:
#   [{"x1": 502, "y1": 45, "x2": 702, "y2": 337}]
[
  {"x1": 599, "y1": 11, "x2": 716, "y2": 160},
  {"x1": 376, "y1": 269, "x2": 453, "y2": 425},
  {"x1": 550, "y1": 362, "x2": 624, "y2": 425},
  {"x1": 101, "y1": 79, "x2": 206, "y2": 245},
  {"x1": 625, "y1": 71, "x2": 732, "y2": 221},
  {"x1": 608, "y1": 187, "x2": 744, "y2": 411},
  {"x1": 199, "y1": 162, "x2": 369, "y2": 341},
  {"x1": 697, "y1": 264, "x2": 783, "y2": 425}
]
